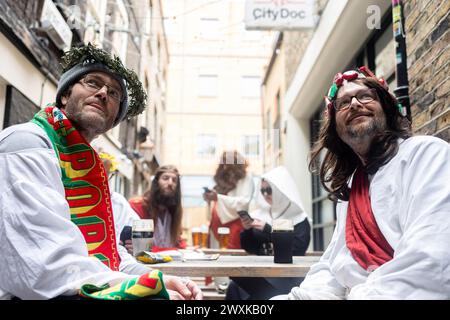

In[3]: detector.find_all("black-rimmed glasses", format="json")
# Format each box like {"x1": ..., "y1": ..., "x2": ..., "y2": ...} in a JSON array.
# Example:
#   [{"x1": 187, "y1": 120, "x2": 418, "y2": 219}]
[
  {"x1": 79, "y1": 75, "x2": 123, "y2": 102},
  {"x1": 334, "y1": 88, "x2": 377, "y2": 112}
]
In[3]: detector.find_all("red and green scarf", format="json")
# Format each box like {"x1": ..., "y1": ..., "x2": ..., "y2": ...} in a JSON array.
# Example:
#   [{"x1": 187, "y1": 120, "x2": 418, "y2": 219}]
[
  {"x1": 32, "y1": 106, "x2": 120, "y2": 270},
  {"x1": 32, "y1": 106, "x2": 169, "y2": 300},
  {"x1": 346, "y1": 168, "x2": 394, "y2": 271}
]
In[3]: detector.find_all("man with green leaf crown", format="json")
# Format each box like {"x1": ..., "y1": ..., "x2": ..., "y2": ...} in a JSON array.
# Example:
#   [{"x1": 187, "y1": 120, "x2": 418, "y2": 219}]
[{"x1": 0, "y1": 44, "x2": 202, "y2": 300}]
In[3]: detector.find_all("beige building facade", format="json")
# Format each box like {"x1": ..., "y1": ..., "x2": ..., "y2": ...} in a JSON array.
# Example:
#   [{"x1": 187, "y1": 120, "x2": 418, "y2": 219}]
[{"x1": 162, "y1": 0, "x2": 275, "y2": 236}]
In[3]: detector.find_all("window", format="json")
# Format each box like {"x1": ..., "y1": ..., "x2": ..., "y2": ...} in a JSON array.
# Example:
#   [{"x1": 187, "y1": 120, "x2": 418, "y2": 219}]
[
  {"x1": 199, "y1": 18, "x2": 219, "y2": 40},
  {"x1": 354, "y1": 9, "x2": 395, "y2": 90},
  {"x1": 198, "y1": 75, "x2": 218, "y2": 97},
  {"x1": 180, "y1": 175, "x2": 214, "y2": 208},
  {"x1": 241, "y1": 76, "x2": 260, "y2": 98},
  {"x1": 3, "y1": 86, "x2": 39, "y2": 128},
  {"x1": 310, "y1": 109, "x2": 337, "y2": 251},
  {"x1": 110, "y1": 0, "x2": 129, "y2": 64},
  {"x1": 197, "y1": 134, "x2": 217, "y2": 157},
  {"x1": 242, "y1": 135, "x2": 260, "y2": 157}
]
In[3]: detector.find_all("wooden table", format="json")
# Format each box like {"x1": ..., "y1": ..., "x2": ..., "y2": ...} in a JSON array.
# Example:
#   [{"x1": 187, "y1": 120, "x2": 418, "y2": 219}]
[
  {"x1": 200, "y1": 248, "x2": 248, "y2": 256},
  {"x1": 200, "y1": 249, "x2": 323, "y2": 257},
  {"x1": 146, "y1": 255, "x2": 320, "y2": 278}
]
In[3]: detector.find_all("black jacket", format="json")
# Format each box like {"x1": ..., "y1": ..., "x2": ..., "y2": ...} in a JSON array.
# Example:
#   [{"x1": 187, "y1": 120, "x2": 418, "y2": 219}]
[{"x1": 240, "y1": 218, "x2": 311, "y2": 256}]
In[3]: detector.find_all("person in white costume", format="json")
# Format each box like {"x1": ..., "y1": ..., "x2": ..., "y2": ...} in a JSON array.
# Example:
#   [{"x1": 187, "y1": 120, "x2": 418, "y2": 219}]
[
  {"x1": 274, "y1": 67, "x2": 450, "y2": 300},
  {"x1": 203, "y1": 150, "x2": 255, "y2": 249},
  {"x1": 0, "y1": 45, "x2": 201, "y2": 300},
  {"x1": 99, "y1": 152, "x2": 140, "y2": 254},
  {"x1": 226, "y1": 166, "x2": 311, "y2": 300}
]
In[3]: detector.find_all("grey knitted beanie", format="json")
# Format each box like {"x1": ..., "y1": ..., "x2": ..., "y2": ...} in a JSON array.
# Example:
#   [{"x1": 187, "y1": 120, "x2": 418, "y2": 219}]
[{"x1": 56, "y1": 61, "x2": 128, "y2": 127}]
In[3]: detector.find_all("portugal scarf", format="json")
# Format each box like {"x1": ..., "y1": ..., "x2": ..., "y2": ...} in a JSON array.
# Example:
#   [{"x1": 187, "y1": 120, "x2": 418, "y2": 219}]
[
  {"x1": 346, "y1": 168, "x2": 394, "y2": 271},
  {"x1": 32, "y1": 106, "x2": 120, "y2": 271}
]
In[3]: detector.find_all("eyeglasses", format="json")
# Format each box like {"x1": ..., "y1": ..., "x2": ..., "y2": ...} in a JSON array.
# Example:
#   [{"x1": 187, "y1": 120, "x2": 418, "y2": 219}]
[
  {"x1": 79, "y1": 75, "x2": 123, "y2": 102},
  {"x1": 334, "y1": 88, "x2": 377, "y2": 112},
  {"x1": 260, "y1": 187, "x2": 272, "y2": 196}
]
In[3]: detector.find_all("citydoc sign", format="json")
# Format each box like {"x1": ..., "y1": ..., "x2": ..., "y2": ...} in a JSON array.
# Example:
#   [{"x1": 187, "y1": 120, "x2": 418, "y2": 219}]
[{"x1": 245, "y1": 0, "x2": 316, "y2": 30}]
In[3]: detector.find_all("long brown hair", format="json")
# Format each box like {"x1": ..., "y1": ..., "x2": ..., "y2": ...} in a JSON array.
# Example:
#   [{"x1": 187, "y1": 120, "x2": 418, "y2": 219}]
[
  {"x1": 309, "y1": 78, "x2": 411, "y2": 201},
  {"x1": 213, "y1": 151, "x2": 248, "y2": 195},
  {"x1": 141, "y1": 165, "x2": 182, "y2": 244}
]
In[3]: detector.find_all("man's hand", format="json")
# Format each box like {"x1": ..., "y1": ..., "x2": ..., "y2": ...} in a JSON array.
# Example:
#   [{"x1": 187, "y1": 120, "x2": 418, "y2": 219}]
[
  {"x1": 119, "y1": 239, "x2": 133, "y2": 255},
  {"x1": 164, "y1": 275, "x2": 203, "y2": 300},
  {"x1": 202, "y1": 190, "x2": 218, "y2": 203},
  {"x1": 240, "y1": 216, "x2": 253, "y2": 230}
]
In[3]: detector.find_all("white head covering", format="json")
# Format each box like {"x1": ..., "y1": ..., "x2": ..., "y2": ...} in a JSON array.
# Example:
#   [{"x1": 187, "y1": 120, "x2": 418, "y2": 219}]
[{"x1": 250, "y1": 166, "x2": 308, "y2": 226}]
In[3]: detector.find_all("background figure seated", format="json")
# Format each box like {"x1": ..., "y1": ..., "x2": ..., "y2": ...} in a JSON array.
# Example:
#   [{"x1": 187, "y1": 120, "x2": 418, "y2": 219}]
[{"x1": 226, "y1": 166, "x2": 311, "y2": 300}]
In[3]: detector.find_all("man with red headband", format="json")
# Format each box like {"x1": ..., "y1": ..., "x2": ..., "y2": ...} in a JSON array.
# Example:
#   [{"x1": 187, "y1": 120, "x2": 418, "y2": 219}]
[
  {"x1": 0, "y1": 44, "x2": 201, "y2": 300},
  {"x1": 276, "y1": 67, "x2": 450, "y2": 299}
]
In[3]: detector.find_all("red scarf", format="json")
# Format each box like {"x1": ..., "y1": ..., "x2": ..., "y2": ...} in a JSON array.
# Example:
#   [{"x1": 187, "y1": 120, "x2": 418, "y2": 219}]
[
  {"x1": 346, "y1": 168, "x2": 394, "y2": 271},
  {"x1": 32, "y1": 106, "x2": 120, "y2": 271}
]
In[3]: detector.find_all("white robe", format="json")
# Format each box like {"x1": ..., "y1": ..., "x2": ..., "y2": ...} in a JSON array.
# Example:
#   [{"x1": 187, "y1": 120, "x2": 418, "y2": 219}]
[
  {"x1": 0, "y1": 123, "x2": 149, "y2": 300},
  {"x1": 111, "y1": 191, "x2": 140, "y2": 240},
  {"x1": 286, "y1": 136, "x2": 450, "y2": 299},
  {"x1": 216, "y1": 173, "x2": 255, "y2": 224}
]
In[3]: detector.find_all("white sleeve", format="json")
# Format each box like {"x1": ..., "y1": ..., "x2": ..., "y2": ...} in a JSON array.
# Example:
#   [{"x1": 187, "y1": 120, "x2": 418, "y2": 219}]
[
  {"x1": 117, "y1": 244, "x2": 152, "y2": 275},
  {"x1": 111, "y1": 194, "x2": 153, "y2": 275},
  {"x1": 348, "y1": 138, "x2": 450, "y2": 299},
  {"x1": 0, "y1": 149, "x2": 132, "y2": 299},
  {"x1": 216, "y1": 174, "x2": 254, "y2": 224},
  {"x1": 111, "y1": 192, "x2": 140, "y2": 240},
  {"x1": 287, "y1": 212, "x2": 347, "y2": 300}
]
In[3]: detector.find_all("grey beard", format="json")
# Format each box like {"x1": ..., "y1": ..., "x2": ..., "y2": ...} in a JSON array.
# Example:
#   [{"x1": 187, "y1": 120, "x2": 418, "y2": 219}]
[{"x1": 346, "y1": 117, "x2": 386, "y2": 140}]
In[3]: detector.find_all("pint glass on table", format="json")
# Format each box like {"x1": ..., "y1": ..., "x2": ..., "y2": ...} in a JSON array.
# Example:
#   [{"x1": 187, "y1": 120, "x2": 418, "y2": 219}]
[
  {"x1": 217, "y1": 227, "x2": 230, "y2": 249},
  {"x1": 191, "y1": 227, "x2": 201, "y2": 247},
  {"x1": 132, "y1": 219, "x2": 154, "y2": 257},
  {"x1": 271, "y1": 219, "x2": 294, "y2": 263},
  {"x1": 200, "y1": 224, "x2": 209, "y2": 248}
]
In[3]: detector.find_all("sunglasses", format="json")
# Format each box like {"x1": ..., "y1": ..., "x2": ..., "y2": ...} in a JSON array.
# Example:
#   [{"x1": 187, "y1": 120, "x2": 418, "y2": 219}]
[{"x1": 260, "y1": 187, "x2": 272, "y2": 195}]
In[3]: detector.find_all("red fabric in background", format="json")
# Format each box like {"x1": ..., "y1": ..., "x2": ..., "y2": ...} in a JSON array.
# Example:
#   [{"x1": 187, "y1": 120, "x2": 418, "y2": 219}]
[
  {"x1": 346, "y1": 168, "x2": 394, "y2": 271},
  {"x1": 209, "y1": 202, "x2": 243, "y2": 249},
  {"x1": 129, "y1": 197, "x2": 149, "y2": 219},
  {"x1": 128, "y1": 197, "x2": 187, "y2": 249}
]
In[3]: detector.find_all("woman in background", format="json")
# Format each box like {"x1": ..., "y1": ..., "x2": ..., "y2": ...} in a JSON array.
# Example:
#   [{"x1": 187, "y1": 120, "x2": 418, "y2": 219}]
[{"x1": 226, "y1": 166, "x2": 311, "y2": 300}]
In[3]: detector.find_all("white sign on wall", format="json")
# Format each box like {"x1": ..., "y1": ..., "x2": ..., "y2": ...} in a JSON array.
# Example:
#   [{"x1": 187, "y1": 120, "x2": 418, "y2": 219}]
[{"x1": 244, "y1": 0, "x2": 317, "y2": 30}]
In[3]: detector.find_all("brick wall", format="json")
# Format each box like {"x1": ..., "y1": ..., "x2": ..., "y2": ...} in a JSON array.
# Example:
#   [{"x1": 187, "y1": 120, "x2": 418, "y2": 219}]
[{"x1": 405, "y1": 0, "x2": 450, "y2": 141}]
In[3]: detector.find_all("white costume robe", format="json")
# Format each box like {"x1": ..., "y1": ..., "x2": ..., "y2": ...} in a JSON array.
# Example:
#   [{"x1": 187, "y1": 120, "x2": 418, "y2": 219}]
[
  {"x1": 215, "y1": 173, "x2": 254, "y2": 224},
  {"x1": 0, "y1": 123, "x2": 150, "y2": 300},
  {"x1": 111, "y1": 191, "x2": 140, "y2": 240},
  {"x1": 286, "y1": 136, "x2": 450, "y2": 299}
]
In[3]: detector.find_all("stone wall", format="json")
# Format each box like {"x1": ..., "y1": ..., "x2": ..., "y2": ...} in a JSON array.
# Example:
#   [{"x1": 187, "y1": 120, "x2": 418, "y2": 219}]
[{"x1": 405, "y1": 0, "x2": 450, "y2": 141}]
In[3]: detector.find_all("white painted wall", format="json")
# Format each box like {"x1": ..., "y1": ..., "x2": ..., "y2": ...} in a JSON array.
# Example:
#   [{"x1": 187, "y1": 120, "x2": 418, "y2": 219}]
[{"x1": 0, "y1": 33, "x2": 56, "y2": 109}]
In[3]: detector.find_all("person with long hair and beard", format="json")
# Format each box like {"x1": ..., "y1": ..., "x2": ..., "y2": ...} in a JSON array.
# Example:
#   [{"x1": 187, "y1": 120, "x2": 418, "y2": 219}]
[
  {"x1": 129, "y1": 165, "x2": 187, "y2": 249},
  {"x1": 273, "y1": 67, "x2": 450, "y2": 300},
  {"x1": 203, "y1": 150, "x2": 254, "y2": 249}
]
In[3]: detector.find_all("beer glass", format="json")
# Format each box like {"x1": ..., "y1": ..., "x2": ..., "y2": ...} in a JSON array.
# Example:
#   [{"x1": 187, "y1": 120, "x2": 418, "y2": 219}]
[
  {"x1": 217, "y1": 227, "x2": 230, "y2": 249},
  {"x1": 132, "y1": 219, "x2": 154, "y2": 257},
  {"x1": 191, "y1": 227, "x2": 201, "y2": 247},
  {"x1": 200, "y1": 224, "x2": 209, "y2": 248},
  {"x1": 271, "y1": 219, "x2": 294, "y2": 263}
]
